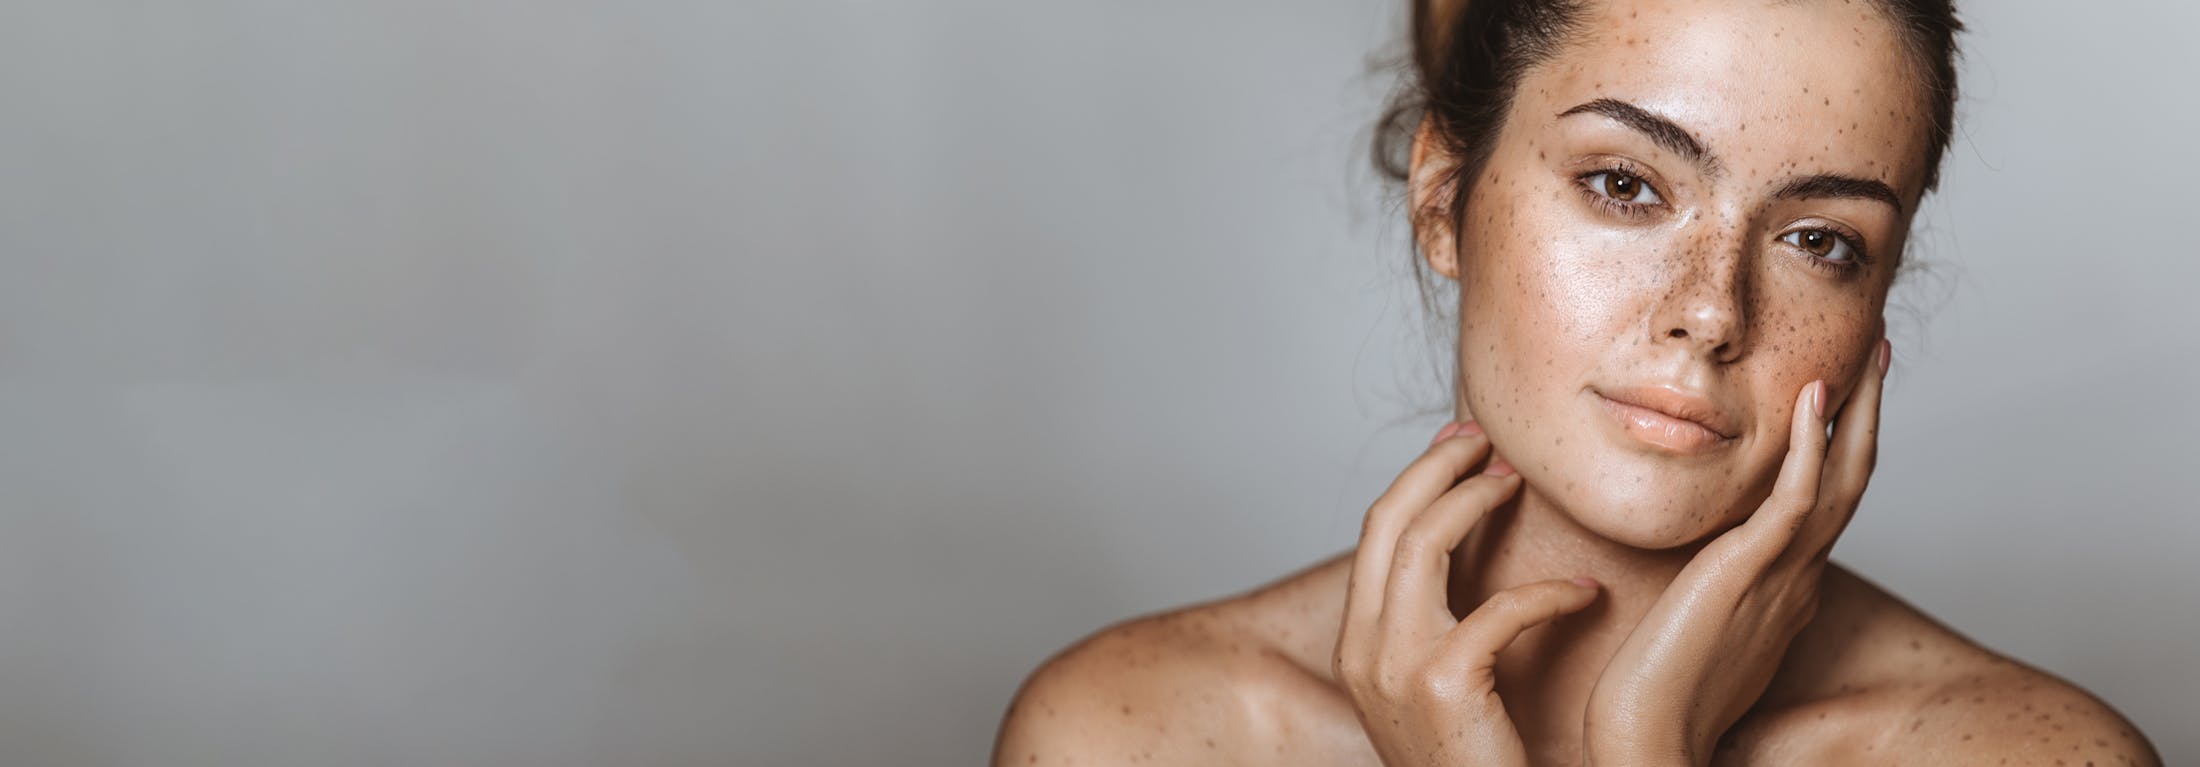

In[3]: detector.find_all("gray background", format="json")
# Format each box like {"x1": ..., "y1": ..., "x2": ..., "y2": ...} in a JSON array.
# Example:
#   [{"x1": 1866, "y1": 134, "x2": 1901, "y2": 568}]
[{"x1": 1, "y1": 1, "x2": 2193, "y2": 765}]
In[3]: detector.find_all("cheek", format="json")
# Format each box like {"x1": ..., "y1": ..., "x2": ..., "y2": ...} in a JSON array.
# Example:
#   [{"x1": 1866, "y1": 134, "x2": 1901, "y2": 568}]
[
  {"x1": 1745, "y1": 280, "x2": 1883, "y2": 412},
  {"x1": 1460, "y1": 178, "x2": 1639, "y2": 364},
  {"x1": 1454, "y1": 177, "x2": 1646, "y2": 466}
]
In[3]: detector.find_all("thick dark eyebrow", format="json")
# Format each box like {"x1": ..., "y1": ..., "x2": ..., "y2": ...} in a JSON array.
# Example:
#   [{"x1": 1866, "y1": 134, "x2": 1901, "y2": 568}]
[
  {"x1": 1557, "y1": 98, "x2": 1720, "y2": 177},
  {"x1": 1771, "y1": 174, "x2": 1904, "y2": 214},
  {"x1": 1559, "y1": 98, "x2": 1906, "y2": 214}
]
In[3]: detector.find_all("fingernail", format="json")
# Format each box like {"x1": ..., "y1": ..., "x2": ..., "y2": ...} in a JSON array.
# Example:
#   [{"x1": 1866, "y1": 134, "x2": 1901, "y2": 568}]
[
  {"x1": 1876, "y1": 338, "x2": 1892, "y2": 377},
  {"x1": 1571, "y1": 577, "x2": 1600, "y2": 589},
  {"x1": 1457, "y1": 420, "x2": 1483, "y2": 437},
  {"x1": 1484, "y1": 455, "x2": 1515, "y2": 477},
  {"x1": 1810, "y1": 380, "x2": 1826, "y2": 420}
]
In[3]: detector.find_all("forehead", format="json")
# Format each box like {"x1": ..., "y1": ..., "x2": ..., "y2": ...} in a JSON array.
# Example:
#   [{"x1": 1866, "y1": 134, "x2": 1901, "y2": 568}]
[{"x1": 1519, "y1": 0, "x2": 1934, "y2": 201}]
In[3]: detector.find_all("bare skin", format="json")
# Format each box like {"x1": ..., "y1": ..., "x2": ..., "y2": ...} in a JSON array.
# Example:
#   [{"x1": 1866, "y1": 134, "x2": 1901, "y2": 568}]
[
  {"x1": 993, "y1": 0, "x2": 2161, "y2": 764},
  {"x1": 994, "y1": 554, "x2": 2156, "y2": 765}
]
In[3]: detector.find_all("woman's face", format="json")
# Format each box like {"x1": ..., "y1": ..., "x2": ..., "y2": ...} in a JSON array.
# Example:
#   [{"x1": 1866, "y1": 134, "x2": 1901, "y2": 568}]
[{"x1": 1422, "y1": 0, "x2": 1933, "y2": 549}]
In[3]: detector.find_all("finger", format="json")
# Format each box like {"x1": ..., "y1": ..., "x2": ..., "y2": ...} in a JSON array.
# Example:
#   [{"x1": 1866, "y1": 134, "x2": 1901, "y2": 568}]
[
  {"x1": 1430, "y1": 420, "x2": 1465, "y2": 446},
  {"x1": 1736, "y1": 378, "x2": 1830, "y2": 553},
  {"x1": 1429, "y1": 578, "x2": 1601, "y2": 686},
  {"x1": 1345, "y1": 425, "x2": 1493, "y2": 636},
  {"x1": 1803, "y1": 337, "x2": 1889, "y2": 552},
  {"x1": 1379, "y1": 469, "x2": 1524, "y2": 641}
]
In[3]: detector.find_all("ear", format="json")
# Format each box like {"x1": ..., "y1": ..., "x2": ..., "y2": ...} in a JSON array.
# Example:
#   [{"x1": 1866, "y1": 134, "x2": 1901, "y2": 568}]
[{"x1": 1409, "y1": 117, "x2": 1464, "y2": 280}]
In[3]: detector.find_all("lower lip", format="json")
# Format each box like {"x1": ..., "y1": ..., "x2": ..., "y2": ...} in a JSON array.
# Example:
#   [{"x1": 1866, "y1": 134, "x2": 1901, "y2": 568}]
[{"x1": 1596, "y1": 394, "x2": 1734, "y2": 455}]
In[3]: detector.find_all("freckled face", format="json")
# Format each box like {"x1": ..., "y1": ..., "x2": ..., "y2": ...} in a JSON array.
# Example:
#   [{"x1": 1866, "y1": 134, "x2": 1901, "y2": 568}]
[{"x1": 1429, "y1": 0, "x2": 1932, "y2": 549}]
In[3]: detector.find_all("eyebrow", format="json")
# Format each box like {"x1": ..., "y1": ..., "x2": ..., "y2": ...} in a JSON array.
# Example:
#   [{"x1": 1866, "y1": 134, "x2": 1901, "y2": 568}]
[
  {"x1": 1771, "y1": 174, "x2": 1904, "y2": 213},
  {"x1": 1558, "y1": 97, "x2": 1905, "y2": 214},
  {"x1": 1558, "y1": 98, "x2": 1720, "y2": 177}
]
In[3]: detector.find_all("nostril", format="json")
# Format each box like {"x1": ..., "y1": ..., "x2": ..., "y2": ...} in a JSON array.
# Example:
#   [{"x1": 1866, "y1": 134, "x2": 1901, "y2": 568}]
[{"x1": 1668, "y1": 328, "x2": 1689, "y2": 339}]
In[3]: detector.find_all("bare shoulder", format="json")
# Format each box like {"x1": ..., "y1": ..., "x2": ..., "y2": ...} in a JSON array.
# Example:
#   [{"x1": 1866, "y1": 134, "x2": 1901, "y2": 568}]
[
  {"x1": 991, "y1": 554, "x2": 1369, "y2": 767},
  {"x1": 1883, "y1": 664, "x2": 2161, "y2": 767},
  {"x1": 1722, "y1": 565, "x2": 2162, "y2": 766}
]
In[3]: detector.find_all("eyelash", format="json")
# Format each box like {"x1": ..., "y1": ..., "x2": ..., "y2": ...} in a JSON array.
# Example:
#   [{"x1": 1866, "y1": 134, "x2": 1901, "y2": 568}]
[
  {"x1": 1571, "y1": 162, "x2": 1872, "y2": 276},
  {"x1": 1572, "y1": 160, "x2": 1661, "y2": 224}
]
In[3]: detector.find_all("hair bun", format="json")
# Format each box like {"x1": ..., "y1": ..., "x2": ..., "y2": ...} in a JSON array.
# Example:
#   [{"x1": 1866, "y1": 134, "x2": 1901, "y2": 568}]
[{"x1": 1413, "y1": 0, "x2": 1471, "y2": 83}]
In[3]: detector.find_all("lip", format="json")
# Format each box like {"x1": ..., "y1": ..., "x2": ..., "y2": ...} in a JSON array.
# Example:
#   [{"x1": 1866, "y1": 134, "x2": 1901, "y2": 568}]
[{"x1": 1594, "y1": 385, "x2": 1740, "y2": 455}]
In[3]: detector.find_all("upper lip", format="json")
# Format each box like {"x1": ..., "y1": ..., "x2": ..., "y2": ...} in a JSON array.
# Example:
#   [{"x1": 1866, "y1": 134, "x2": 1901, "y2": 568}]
[{"x1": 1597, "y1": 384, "x2": 1741, "y2": 439}]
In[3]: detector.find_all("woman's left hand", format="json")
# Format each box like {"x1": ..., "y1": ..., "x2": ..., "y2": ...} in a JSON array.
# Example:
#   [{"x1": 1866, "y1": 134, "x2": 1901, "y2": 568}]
[{"x1": 1583, "y1": 338, "x2": 1891, "y2": 766}]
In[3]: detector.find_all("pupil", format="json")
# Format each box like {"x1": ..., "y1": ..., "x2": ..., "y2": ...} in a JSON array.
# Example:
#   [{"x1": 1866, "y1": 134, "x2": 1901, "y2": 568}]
[
  {"x1": 1611, "y1": 175, "x2": 1637, "y2": 200},
  {"x1": 1804, "y1": 231, "x2": 1828, "y2": 254}
]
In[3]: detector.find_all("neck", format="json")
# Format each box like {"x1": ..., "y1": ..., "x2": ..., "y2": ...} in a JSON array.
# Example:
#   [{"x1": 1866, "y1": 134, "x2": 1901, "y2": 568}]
[{"x1": 1445, "y1": 478, "x2": 1709, "y2": 752}]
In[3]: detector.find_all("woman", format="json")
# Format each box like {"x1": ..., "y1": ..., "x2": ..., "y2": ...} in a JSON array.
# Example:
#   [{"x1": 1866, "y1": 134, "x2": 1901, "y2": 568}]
[{"x1": 993, "y1": 0, "x2": 2161, "y2": 764}]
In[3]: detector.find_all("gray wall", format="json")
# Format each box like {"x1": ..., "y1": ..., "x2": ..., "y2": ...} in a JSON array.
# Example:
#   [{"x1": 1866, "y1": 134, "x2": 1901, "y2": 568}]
[{"x1": 0, "y1": 1, "x2": 2192, "y2": 765}]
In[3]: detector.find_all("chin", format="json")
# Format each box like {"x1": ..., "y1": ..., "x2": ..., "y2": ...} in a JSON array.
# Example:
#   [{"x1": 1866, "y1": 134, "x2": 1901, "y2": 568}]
[
  {"x1": 1567, "y1": 491, "x2": 1732, "y2": 550},
  {"x1": 1525, "y1": 455, "x2": 1761, "y2": 551}
]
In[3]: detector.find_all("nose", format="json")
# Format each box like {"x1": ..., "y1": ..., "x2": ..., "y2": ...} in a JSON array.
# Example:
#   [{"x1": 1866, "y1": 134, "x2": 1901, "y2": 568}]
[{"x1": 1650, "y1": 243, "x2": 1748, "y2": 363}]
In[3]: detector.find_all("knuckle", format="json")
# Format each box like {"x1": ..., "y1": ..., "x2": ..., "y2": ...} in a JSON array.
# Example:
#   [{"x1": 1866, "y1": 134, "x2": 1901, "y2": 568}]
[
  {"x1": 1754, "y1": 531, "x2": 1794, "y2": 565},
  {"x1": 1341, "y1": 676, "x2": 1373, "y2": 704},
  {"x1": 1768, "y1": 503, "x2": 1809, "y2": 535},
  {"x1": 1358, "y1": 505, "x2": 1400, "y2": 539},
  {"x1": 1338, "y1": 656, "x2": 1377, "y2": 692},
  {"x1": 1784, "y1": 510, "x2": 1809, "y2": 536},
  {"x1": 1389, "y1": 553, "x2": 1431, "y2": 583},
  {"x1": 1371, "y1": 663, "x2": 1409, "y2": 698},
  {"x1": 1394, "y1": 524, "x2": 1444, "y2": 560}
]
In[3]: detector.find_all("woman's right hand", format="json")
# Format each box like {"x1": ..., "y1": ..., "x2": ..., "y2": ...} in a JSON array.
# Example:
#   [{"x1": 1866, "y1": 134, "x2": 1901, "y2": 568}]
[{"x1": 1333, "y1": 421, "x2": 1603, "y2": 766}]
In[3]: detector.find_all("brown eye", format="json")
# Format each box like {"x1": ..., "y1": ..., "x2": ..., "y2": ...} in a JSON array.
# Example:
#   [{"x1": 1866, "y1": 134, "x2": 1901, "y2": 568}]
[
  {"x1": 1585, "y1": 171, "x2": 1662, "y2": 205},
  {"x1": 1778, "y1": 228, "x2": 1861, "y2": 266},
  {"x1": 1798, "y1": 230, "x2": 1831, "y2": 256},
  {"x1": 1610, "y1": 175, "x2": 1639, "y2": 200}
]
